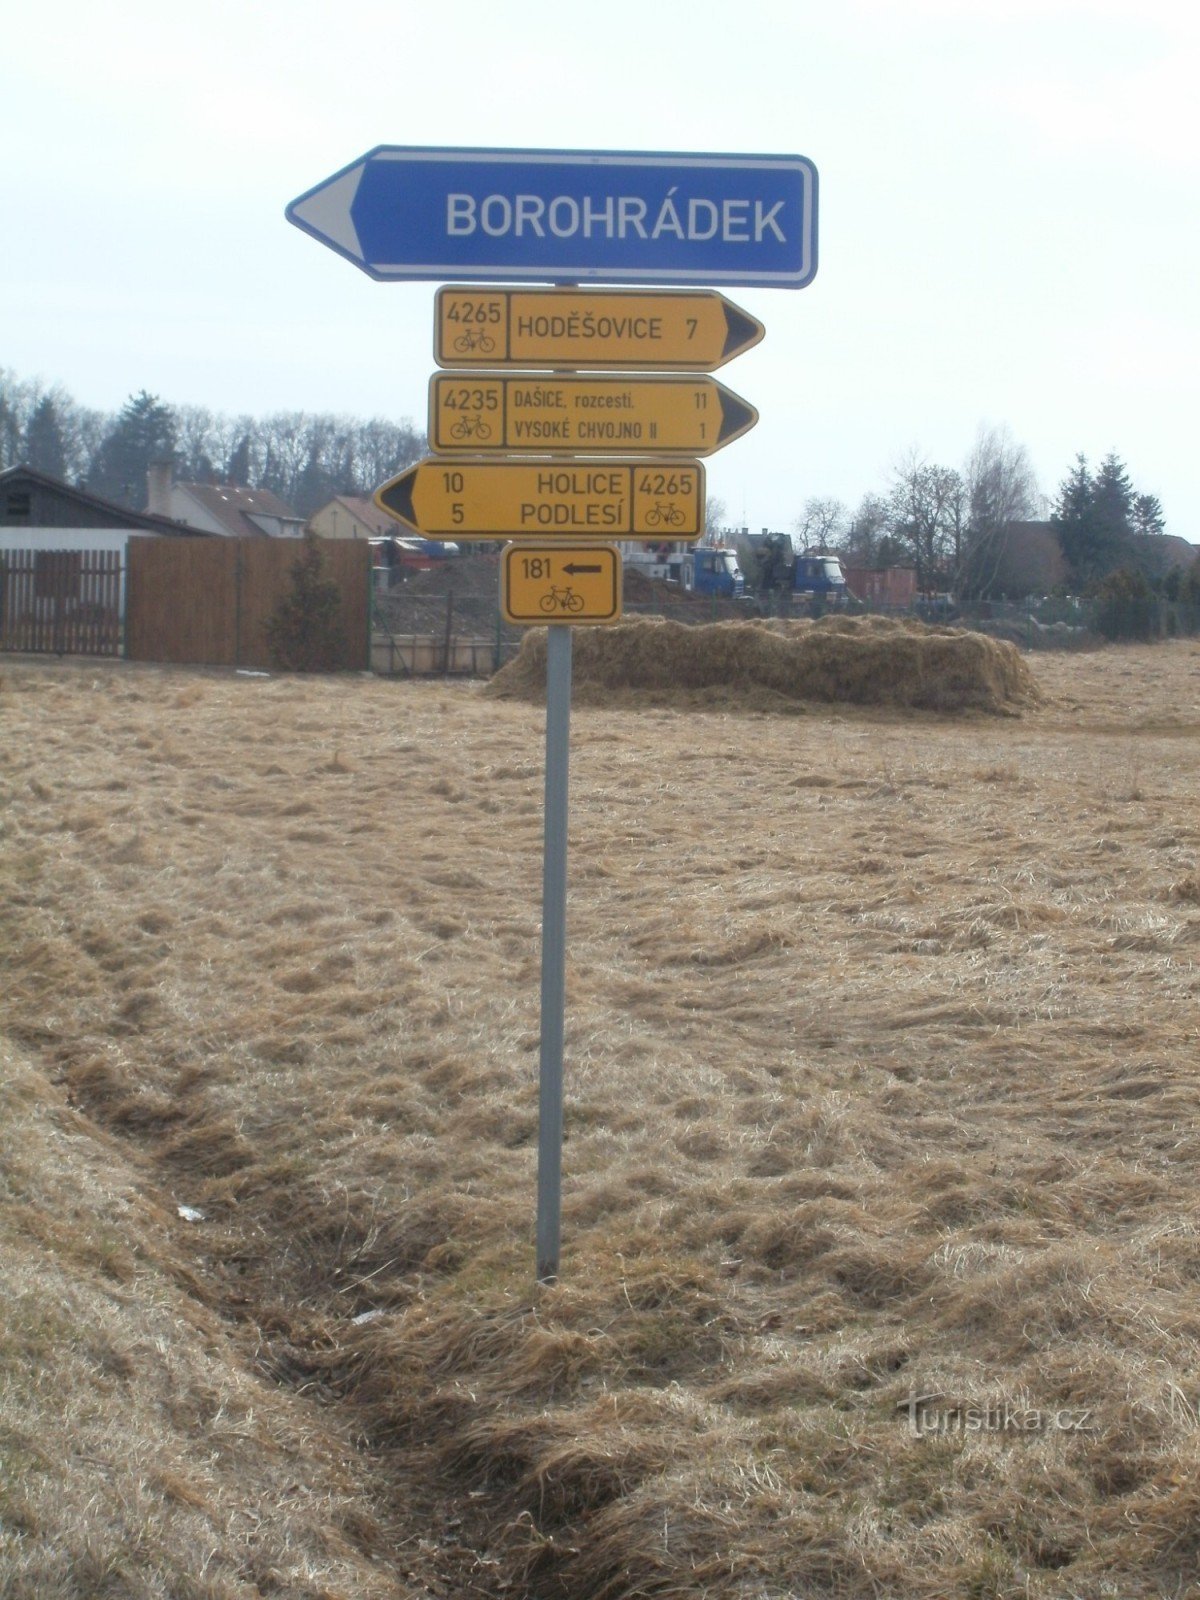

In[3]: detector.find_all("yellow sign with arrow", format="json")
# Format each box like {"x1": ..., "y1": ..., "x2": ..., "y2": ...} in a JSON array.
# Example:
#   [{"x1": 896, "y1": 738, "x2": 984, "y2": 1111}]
[
  {"x1": 502, "y1": 545, "x2": 622, "y2": 625},
  {"x1": 376, "y1": 458, "x2": 704, "y2": 541},
  {"x1": 434, "y1": 286, "x2": 765, "y2": 371},
  {"x1": 429, "y1": 373, "x2": 756, "y2": 457}
]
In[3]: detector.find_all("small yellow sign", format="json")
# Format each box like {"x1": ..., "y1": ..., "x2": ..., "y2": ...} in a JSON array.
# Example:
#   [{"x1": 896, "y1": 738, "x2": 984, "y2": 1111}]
[
  {"x1": 375, "y1": 458, "x2": 704, "y2": 542},
  {"x1": 429, "y1": 373, "x2": 757, "y2": 458},
  {"x1": 502, "y1": 545, "x2": 622, "y2": 625},
  {"x1": 435, "y1": 286, "x2": 764, "y2": 372}
]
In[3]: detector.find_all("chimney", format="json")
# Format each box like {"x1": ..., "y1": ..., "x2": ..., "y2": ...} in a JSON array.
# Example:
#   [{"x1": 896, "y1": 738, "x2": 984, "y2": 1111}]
[{"x1": 146, "y1": 460, "x2": 173, "y2": 517}]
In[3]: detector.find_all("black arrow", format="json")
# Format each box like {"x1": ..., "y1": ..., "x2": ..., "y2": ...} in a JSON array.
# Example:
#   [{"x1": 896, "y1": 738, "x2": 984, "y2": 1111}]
[
  {"x1": 722, "y1": 300, "x2": 766, "y2": 362},
  {"x1": 376, "y1": 466, "x2": 418, "y2": 532},
  {"x1": 717, "y1": 385, "x2": 759, "y2": 447},
  {"x1": 563, "y1": 562, "x2": 603, "y2": 575}
]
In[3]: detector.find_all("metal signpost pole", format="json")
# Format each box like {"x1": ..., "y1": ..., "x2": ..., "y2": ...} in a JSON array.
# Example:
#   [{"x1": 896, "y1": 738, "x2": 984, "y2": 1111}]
[
  {"x1": 537, "y1": 623, "x2": 572, "y2": 1282},
  {"x1": 537, "y1": 301, "x2": 579, "y2": 1288}
]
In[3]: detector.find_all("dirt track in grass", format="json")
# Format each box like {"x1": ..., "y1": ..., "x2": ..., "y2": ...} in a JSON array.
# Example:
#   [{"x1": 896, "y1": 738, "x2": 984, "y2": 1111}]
[{"x1": 2, "y1": 636, "x2": 1200, "y2": 1598}]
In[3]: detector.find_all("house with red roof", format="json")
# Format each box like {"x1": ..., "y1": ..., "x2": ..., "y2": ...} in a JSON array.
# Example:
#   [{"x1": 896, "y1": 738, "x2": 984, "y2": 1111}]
[
  {"x1": 307, "y1": 495, "x2": 396, "y2": 541},
  {"x1": 145, "y1": 464, "x2": 304, "y2": 539}
]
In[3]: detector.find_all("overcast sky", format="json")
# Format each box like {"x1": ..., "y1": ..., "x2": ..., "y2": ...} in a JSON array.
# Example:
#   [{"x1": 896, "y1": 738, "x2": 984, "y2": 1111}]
[{"x1": 2, "y1": 0, "x2": 1196, "y2": 537}]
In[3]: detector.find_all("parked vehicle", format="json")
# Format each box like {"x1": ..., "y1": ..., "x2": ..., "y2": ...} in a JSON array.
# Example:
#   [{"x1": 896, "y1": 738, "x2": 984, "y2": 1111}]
[
  {"x1": 622, "y1": 541, "x2": 746, "y2": 597},
  {"x1": 757, "y1": 531, "x2": 848, "y2": 604},
  {"x1": 677, "y1": 545, "x2": 745, "y2": 598},
  {"x1": 369, "y1": 535, "x2": 460, "y2": 586},
  {"x1": 792, "y1": 552, "x2": 848, "y2": 602}
]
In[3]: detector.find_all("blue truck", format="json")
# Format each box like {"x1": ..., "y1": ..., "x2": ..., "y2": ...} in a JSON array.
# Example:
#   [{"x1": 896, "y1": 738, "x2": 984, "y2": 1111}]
[
  {"x1": 756, "y1": 531, "x2": 847, "y2": 605},
  {"x1": 792, "y1": 552, "x2": 848, "y2": 602},
  {"x1": 677, "y1": 545, "x2": 746, "y2": 598}
]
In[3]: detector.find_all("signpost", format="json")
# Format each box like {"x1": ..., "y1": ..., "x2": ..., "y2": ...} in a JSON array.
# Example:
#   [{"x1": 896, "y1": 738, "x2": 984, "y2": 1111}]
[
  {"x1": 287, "y1": 146, "x2": 817, "y2": 288},
  {"x1": 501, "y1": 545, "x2": 622, "y2": 625},
  {"x1": 375, "y1": 459, "x2": 704, "y2": 541},
  {"x1": 429, "y1": 373, "x2": 757, "y2": 457},
  {"x1": 288, "y1": 141, "x2": 816, "y2": 1284},
  {"x1": 435, "y1": 287, "x2": 765, "y2": 371}
]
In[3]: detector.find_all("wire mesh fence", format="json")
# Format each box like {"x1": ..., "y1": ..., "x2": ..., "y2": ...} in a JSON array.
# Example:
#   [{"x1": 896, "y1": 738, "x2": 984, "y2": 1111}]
[{"x1": 368, "y1": 553, "x2": 1200, "y2": 678}]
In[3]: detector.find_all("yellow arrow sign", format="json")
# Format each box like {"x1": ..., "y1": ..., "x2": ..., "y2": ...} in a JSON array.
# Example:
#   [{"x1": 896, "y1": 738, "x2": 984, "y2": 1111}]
[
  {"x1": 435, "y1": 286, "x2": 764, "y2": 371},
  {"x1": 376, "y1": 459, "x2": 704, "y2": 542},
  {"x1": 429, "y1": 373, "x2": 757, "y2": 457},
  {"x1": 502, "y1": 545, "x2": 622, "y2": 625}
]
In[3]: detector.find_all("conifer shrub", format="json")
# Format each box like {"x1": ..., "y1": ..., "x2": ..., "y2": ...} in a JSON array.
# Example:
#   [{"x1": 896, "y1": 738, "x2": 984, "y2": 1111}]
[
  {"x1": 1090, "y1": 568, "x2": 1160, "y2": 643},
  {"x1": 264, "y1": 533, "x2": 346, "y2": 671}
]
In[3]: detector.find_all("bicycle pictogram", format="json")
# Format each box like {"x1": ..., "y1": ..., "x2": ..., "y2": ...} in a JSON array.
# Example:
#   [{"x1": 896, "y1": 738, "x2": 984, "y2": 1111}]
[
  {"x1": 645, "y1": 500, "x2": 686, "y2": 529},
  {"x1": 448, "y1": 413, "x2": 493, "y2": 442},
  {"x1": 539, "y1": 585, "x2": 586, "y2": 614},
  {"x1": 452, "y1": 327, "x2": 497, "y2": 355}
]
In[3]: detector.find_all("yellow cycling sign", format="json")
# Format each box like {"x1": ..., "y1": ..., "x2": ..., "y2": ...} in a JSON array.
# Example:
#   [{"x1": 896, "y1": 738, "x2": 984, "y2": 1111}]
[
  {"x1": 375, "y1": 458, "x2": 704, "y2": 541},
  {"x1": 501, "y1": 545, "x2": 622, "y2": 625}
]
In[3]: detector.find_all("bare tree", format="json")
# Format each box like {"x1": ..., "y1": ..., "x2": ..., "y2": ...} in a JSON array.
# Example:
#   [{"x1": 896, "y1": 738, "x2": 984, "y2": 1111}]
[
  {"x1": 843, "y1": 493, "x2": 896, "y2": 567},
  {"x1": 961, "y1": 424, "x2": 1039, "y2": 597},
  {"x1": 175, "y1": 405, "x2": 222, "y2": 482},
  {"x1": 353, "y1": 417, "x2": 425, "y2": 495},
  {"x1": 704, "y1": 494, "x2": 729, "y2": 536},
  {"x1": 213, "y1": 415, "x2": 257, "y2": 484},
  {"x1": 258, "y1": 412, "x2": 312, "y2": 507},
  {"x1": 793, "y1": 496, "x2": 847, "y2": 551},
  {"x1": 888, "y1": 449, "x2": 964, "y2": 589},
  {"x1": 72, "y1": 406, "x2": 108, "y2": 485}
]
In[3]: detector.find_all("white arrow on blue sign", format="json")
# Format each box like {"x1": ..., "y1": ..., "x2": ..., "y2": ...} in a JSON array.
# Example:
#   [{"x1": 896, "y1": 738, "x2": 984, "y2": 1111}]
[{"x1": 285, "y1": 146, "x2": 818, "y2": 289}]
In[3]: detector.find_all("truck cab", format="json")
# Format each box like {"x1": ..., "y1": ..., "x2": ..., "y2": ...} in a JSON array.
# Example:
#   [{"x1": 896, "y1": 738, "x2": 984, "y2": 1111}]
[
  {"x1": 793, "y1": 553, "x2": 848, "y2": 603},
  {"x1": 678, "y1": 546, "x2": 745, "y2": 598}
]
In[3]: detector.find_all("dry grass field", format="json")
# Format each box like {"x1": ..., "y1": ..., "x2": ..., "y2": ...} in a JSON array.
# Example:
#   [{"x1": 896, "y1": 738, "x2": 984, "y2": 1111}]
[{"x1": 2, "y1": 627, "x2": 1199, "y2": 1599}]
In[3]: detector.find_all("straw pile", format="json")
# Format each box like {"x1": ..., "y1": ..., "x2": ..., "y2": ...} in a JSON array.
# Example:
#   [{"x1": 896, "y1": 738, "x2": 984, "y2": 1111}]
[{"x1": 487, "y1": 613, "x2": 1042, "y2": 713}]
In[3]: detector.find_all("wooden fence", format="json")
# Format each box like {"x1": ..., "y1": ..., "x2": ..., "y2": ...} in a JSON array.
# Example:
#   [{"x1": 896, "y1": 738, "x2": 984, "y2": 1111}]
[
  {"x1": 126, "y1": 537, "x2": 370, "y2": 670},
  {"x1": 0, "y1": 549, "x2": 124, "y2": 656}
]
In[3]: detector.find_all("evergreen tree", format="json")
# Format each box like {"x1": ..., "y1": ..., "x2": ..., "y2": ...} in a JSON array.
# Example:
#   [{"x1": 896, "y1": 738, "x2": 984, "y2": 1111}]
[
  {"x1": 1052, "y1": 454, "x2": 1097, "y2": 585},
  {"x1": 293, "y1": 442, "x2": 340, "y2": 518},
  {"x1": 1092, "y1": 565, "x2": 1159, "y2": 642},
  {"x1": 263, "y1": 533, "x2": 345, "y2": 671},
  {"x1": 0, "y1": 392, "x2": 20, "y2": 469},
  {"x1": 226, "y1": 432, "x2": 253, "y2": 487},
  {"x1": 25, "y1": 396, "x2": 69, "y2": 479},
  {"x1": 89, "y1": 391, "x2": 177, "y2": 508},
  {"x1": 1090, "y1": 451, "x2": 1137, "y2": 567},
  {"x1": 1053, "y1": 451, "x2": 1168, "y2": 587},
  {"x1": 1132, "y1": 492, "x2": 1165, "y2": 538}
]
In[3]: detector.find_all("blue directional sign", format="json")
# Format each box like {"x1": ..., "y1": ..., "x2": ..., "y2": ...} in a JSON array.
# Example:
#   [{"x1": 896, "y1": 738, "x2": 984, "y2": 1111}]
[{"x1": 286, "y1": 147, "x2": 817, "y2": 289}]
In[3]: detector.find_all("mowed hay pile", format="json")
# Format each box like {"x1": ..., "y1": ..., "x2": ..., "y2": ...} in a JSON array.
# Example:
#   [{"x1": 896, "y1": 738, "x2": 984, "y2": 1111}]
[{"x1": 488, "y1": 612, "x2": 1042, "y2": 713}]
